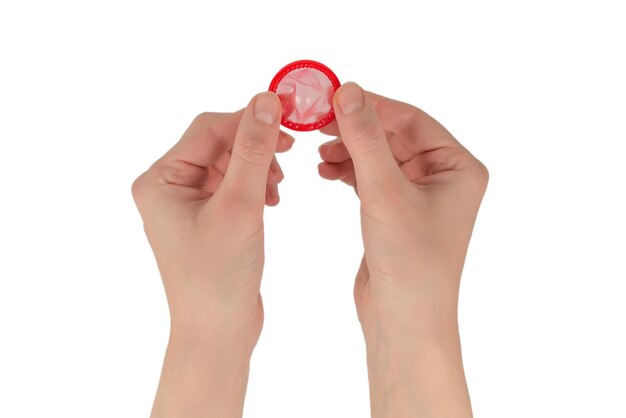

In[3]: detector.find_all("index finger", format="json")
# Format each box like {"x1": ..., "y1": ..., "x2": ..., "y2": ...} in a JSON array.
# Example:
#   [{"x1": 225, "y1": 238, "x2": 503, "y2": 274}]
[
  {"x1": 321, "y1": 91, "x2": 460, "y2": 154},
  {"x1": 160, "y1": 111, "x2": 244, "y2": 168},
  {"x1": 161, "y1": 110, "x2": 295, "y2": 168}
]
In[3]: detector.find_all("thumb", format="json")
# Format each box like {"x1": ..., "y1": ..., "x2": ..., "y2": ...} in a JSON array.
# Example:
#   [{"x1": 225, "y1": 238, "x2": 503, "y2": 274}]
[
  {"x1": 220, "y1": 92, "x2": 281, "y2": 208},
  {"x1": 333, "y1": 82, "x2": 404, "y2": 194}
]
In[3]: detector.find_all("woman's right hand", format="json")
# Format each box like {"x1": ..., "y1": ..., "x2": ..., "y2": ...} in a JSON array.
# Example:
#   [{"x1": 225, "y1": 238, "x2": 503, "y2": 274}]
[{"x1": 318, "y1": 82, "x2": 488, "y2": 418}]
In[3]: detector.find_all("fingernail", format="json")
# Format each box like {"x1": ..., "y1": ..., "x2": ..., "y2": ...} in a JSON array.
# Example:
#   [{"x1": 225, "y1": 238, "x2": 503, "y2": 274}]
[
  {"x1": 336, "y1": 82, "x2": 364, "y2": 114},
  {"x1": 254, "y1": 93, "x2": 279, "y2": 125}
]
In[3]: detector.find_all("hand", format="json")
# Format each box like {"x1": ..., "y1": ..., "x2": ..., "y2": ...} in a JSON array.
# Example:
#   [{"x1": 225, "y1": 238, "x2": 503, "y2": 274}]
[
  {"x1": 318, "y1": 83, "x2": 488, "y2": 418},
  {"x1": 132, "y1": 92, "x2": 290, "y2": 418}
]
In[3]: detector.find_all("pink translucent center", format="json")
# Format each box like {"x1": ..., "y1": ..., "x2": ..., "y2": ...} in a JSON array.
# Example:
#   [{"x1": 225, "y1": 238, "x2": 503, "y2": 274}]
[{"x1": 275, "y1": 68, "x2": 334, "y2": 125}]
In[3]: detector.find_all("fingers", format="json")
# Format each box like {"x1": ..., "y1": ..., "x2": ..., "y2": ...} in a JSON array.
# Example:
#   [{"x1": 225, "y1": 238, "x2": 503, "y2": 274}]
[
  {"x1": 367, "y1": 92, "x2": 460, "y2": 154},
  {"x1": 219, "y1": 92, "x2": 282, "y2": 208},
  {"x1": 162, "y1": 110, "x2": 292, "y2": 167},
  {"x1": 324, "y1": 90, "x2": 461, "y2": 158},
  {"x1": 268, "y1": 155, "x2": 284, "y2": 185},
  {"x1": 277, "y1": 131, "x2": 295, "y2": 153},
  {"x1": 319, "y1": 119, "x2": 339, "y2": 136},
  {"x1": 318, "y1": 160, "x2": 357, "y2": 188},
  {"x1": 209, "y1": 143, "x2": 284, "y2": 186},
  {"x1": 333, "y1": 82, "x2": 405, "y2": 193},
  {"x1": 319, "y1": 138, "x2": 350, "y2": 163},
  {"x1": 205, "y1": 152, "x2": 283, "y2": 203},
  {"x1": 266, "y1": 183, "x2": 280, "y2": 206},
  {"x1": 318, "y1": 138, "x2": 356, "y2": 187},
  {"x1": 161, "y1": 112, "x2": 240, "y2": 169},
  {"x1": 203, "y1": 165, "x2": 225, "y2": 195}
]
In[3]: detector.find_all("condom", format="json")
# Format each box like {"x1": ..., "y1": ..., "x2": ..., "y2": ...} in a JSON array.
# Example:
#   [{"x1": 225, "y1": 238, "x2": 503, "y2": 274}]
[{"x1": 269, "y1": 60, "x2": 341, "y2": 131}]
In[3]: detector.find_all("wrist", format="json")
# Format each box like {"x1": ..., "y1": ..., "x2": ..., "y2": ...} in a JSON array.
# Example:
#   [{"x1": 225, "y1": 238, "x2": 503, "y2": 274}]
[
  {"x1": 150, "y1": 299, "x2": 263, "y2": 418},
  {"x1": 364, "y1": 327, "x2": 472, "y2": 418},
  {"x1": 168, "y1": 319, "x2": 261, "y2": 357},
  {"x1": 359, "y1": 304, "x2": 460, "y2": 349},
  {"x1": 167, "y1": 331, "x2": 256, "y2": 366},
  {"x1": 168, "y1": 293, "x2": 264, "y2": 353},
  {"x1": 151, "y1": 336, "x2": 252, "y2": 418}
]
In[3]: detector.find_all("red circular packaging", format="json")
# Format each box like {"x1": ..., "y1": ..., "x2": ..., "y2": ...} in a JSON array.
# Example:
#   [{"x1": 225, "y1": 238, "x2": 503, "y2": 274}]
[{"x1": 269, "y1": 60, "x2": 341, "y2": 131}]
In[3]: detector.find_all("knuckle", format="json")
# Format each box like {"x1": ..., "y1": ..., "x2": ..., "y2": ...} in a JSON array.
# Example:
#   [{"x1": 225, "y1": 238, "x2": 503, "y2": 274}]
[
  {"x1": 131, "y1": 173, "x2": 147, "y2": 203},
  {"x1": 470, "y1": 158, "x2": 489, "y2": 183},
  {"x1": 465, "y1": 158, "x2": 489, "y2": 194},
  {"x1": 476, "y1": 160, "x2": 490, "y2": 184},
  {"x1": 192, "y1": 112, "x2": 217, "y2": 126},
  {"x1": 398, "y1": 106, "x2": 420, "y2": 133}
]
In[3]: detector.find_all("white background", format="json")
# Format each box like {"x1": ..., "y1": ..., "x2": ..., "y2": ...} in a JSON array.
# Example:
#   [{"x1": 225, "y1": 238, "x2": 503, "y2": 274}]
[{"x1": 1, "y1": 1, "x2": 625, "y2": 417}]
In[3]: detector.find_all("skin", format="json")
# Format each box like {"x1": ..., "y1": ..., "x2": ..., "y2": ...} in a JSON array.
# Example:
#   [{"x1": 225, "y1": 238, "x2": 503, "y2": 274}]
[
  {"x1": 132, "y1": 93, "x2": 290, "y2": 417},
  {"x1": 320, "y1": 83, "x2": 488, "y2": 418},
  {"x1": 132, "y1": 83, "x2": 488, "y2": 418}
]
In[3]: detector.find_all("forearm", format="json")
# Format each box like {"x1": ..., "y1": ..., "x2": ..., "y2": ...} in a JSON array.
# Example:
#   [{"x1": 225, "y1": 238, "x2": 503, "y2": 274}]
[
  {"x1": 150, "y1": 336, "x2": 252, "y2": 418},
  {"x1": 365, "y1": 325, "x2": 472, "y2": 418}
]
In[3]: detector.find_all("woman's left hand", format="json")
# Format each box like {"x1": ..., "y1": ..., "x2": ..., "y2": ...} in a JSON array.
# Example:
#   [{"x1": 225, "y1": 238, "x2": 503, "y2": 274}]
[{"x1": 132, "y1": 92, "x2": 291, "y2": 418}]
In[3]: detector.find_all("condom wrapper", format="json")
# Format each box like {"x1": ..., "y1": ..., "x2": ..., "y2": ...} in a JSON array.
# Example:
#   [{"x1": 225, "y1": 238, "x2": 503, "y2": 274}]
[{"x1": 269, "y1": 60, "x2": 341, "y2": 131}]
